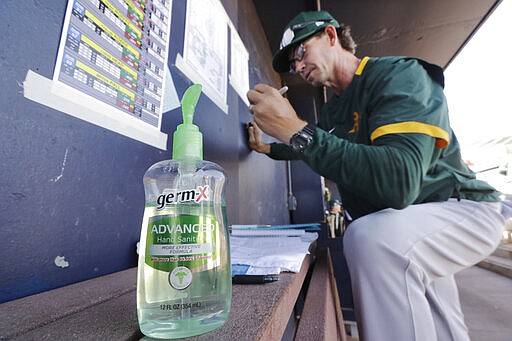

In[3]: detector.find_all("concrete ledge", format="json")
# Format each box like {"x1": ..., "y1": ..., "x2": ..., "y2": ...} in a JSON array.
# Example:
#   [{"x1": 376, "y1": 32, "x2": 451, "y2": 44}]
[
  {"x1": 478, "y1": 255, "x2": 512, "y2": 278},
  {"x1": 493, "y1": 243, "x2": 512, "y2": 260}
]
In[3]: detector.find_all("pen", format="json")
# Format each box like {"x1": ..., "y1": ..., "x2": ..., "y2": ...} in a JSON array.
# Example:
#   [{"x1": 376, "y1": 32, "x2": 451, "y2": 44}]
[{"x1": 232, "y1": 274, "x2": 279, "y2": 284}]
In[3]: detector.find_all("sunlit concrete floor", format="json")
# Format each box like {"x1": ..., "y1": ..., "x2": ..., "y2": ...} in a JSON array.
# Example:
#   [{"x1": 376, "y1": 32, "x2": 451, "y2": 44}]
[{"x1": 456, "y1": 266, "x2": 512, "y2": 341}]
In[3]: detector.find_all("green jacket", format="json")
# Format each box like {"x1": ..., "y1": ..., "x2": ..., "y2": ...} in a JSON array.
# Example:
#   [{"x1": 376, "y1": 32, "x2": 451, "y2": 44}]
[{"x1": 269, "y1": 57, "x2": 500, "y2": 220}]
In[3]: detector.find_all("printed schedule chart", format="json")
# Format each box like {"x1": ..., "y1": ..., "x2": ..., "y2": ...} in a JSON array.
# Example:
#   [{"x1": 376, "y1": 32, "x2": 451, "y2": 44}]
[{"x1": 54, "y1": 0, "x2": 172, "y2": 128}]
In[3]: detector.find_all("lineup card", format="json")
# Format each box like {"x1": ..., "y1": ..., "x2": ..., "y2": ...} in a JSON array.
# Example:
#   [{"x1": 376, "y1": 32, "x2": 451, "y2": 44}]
[{"x1": 54, "y1": 0, "x2": 172, "y2": 128}]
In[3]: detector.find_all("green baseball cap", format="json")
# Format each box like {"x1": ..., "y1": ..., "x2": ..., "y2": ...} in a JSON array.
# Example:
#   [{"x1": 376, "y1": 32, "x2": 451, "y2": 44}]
[{"x1": 272, "y1": 10, "x2": 340, "y2": 73}]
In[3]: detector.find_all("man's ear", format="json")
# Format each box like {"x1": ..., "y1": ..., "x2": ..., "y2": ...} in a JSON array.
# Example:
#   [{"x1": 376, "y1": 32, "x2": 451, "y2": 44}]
[{"x1": 324, "y1": 25, "x2": 338, "y2": 46}]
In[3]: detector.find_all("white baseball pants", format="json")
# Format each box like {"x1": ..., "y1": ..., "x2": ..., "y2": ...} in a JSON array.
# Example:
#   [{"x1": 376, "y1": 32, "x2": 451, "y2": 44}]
[{"x1": 343, "y1": 199, "x2": 505, "y2": 341}]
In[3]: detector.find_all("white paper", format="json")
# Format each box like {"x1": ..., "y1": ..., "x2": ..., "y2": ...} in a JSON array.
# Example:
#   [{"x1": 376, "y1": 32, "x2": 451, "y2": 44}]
[
  {"x1": 229, "y1": 23, "x2": 250, "y2": 106},
  {"x1": 182, "y1": 0, "x2": 228, "y2": 110},
  {"x1": 230, "y1": 233, "x2": 317, "y2": 273}
]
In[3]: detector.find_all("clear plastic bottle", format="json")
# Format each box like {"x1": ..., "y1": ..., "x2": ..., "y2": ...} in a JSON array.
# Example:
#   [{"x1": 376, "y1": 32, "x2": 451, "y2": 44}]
[{"x1": 137, "y1": 84, "x2": 231, "y2": 339}]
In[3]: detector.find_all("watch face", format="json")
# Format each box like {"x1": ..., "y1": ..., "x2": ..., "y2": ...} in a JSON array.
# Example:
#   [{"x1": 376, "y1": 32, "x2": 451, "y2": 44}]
[
  {"x1": 290, "y1": 128, "x2": 313, "y2": 152},
  {"x1": 291, "y1": 135, "x2": 306, "y2": 152}
]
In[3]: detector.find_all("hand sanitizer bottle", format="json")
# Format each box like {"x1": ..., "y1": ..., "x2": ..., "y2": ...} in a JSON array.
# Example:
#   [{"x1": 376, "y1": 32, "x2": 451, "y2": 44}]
[{"x1": 137, "y1": 84, "x2": 231, "y2": 339}]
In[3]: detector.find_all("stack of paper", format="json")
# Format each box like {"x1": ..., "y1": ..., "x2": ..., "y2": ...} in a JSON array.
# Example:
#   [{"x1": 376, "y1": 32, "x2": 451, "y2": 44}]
[
  {"x1": 229, "y1": 223, "x2": 319, "y2": 276},
  {"x1": 230, "y1": 223, "x2": 320, "y2": 237}
]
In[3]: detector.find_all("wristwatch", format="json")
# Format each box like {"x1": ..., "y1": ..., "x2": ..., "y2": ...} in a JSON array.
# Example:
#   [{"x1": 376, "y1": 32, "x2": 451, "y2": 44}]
[{"x1": 289, "y1": 123, "x2": 315, "y2": 152}]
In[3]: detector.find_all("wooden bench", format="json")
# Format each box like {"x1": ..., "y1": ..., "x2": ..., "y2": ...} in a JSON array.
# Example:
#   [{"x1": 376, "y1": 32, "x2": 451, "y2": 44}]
[{"x1": 0, "y1": 246, "x2": 349, "y2": 340}]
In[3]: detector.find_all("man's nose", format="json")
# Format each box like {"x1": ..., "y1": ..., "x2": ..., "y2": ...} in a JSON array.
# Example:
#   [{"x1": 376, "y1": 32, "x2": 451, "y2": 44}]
[{"x1": 295, "y1": 59, "x2": 306, "y2": 75}]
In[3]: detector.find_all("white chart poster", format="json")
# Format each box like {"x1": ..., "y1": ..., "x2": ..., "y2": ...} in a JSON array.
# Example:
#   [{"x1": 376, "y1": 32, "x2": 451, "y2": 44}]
[
  {"x1": 229, "y1": 24, "x2": 250, "y2": 106},
  {"x1": 178, "y1": 0, "x2": 228, "y2": 113},
  {"x1": 48, "y1": 0, "x2": 176, "y2": 148}
]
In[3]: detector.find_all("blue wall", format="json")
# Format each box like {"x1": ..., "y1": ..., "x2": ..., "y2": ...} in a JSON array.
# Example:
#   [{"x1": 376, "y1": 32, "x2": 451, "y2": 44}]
[{"x1": 0, "y1": 0, "x2": 323, "y2": 303}]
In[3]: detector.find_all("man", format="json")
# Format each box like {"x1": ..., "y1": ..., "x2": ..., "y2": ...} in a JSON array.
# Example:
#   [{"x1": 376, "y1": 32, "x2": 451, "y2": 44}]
[{"x1": 247, "y1": 10, "x2": 507, "y2": 341}]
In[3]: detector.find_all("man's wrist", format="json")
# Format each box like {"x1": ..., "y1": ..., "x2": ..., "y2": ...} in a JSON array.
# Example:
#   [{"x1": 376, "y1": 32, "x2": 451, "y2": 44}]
[
  {"x1": 289, "y1": 123, "x2": 315, "y2": 153},
  {"x1": 258, "y1": 143, "x2": 271, "y2": 154},
  {"x1": 283, "y1": 120, "x2": 308, "y2": 143}
]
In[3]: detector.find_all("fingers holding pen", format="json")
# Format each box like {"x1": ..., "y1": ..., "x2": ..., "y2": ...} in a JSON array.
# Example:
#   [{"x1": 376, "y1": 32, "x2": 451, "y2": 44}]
[
  {"x1": 247, "y1": 84, "x2": 288, "y2": 115},
  {"x1": 247, "y1": 84, "x2": 307, "y2": 143}
]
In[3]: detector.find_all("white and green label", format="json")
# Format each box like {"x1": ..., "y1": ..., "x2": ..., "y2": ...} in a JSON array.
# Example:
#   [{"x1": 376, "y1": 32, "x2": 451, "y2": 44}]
[{"x1": 145, "y1": 214, "x2": 219, "y2": 273}]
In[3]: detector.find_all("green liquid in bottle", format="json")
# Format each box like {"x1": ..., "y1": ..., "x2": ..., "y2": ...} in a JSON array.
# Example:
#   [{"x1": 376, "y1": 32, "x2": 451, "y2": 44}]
[{"x1": 137, "y1": 160, "x2": 231, "y2": 339}]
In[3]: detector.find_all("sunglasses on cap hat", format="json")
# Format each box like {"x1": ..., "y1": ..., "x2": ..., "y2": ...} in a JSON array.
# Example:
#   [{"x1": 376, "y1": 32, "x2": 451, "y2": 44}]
[{"x1": 280, "y1": 19, "x2": 335, "y2": 49}]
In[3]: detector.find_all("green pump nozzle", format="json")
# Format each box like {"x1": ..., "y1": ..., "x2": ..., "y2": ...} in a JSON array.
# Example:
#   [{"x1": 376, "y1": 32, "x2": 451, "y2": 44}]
[{"x1": 172, "y1": 84, "x2": 203, "y2": 160}]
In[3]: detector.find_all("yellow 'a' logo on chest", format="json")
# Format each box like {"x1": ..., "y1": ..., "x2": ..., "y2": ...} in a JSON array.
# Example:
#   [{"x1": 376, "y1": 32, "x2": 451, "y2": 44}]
[{"x1": 348, "y1": 112, "x2": 360, "y2": 133}]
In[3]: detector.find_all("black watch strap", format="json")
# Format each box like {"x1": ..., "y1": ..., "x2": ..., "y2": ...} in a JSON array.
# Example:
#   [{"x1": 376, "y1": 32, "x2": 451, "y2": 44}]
[{"x1": 289, "y1": 123, "x2": 315, "y2": 152}]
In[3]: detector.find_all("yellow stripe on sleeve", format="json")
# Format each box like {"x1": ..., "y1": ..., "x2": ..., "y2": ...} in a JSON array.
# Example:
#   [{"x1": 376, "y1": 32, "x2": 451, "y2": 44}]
[{"x1": 370, "y1": 121, "x2": 450, "y2": 148}]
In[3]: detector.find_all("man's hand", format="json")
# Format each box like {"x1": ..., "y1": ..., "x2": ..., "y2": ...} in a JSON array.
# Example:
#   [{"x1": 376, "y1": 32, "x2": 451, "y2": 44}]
[
  {"x1": 247, "y1": 84, "x2": 306, "y2": 143},
  {"x1": 247, "y1": 122, "x2": 270, "y2": 154}
]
